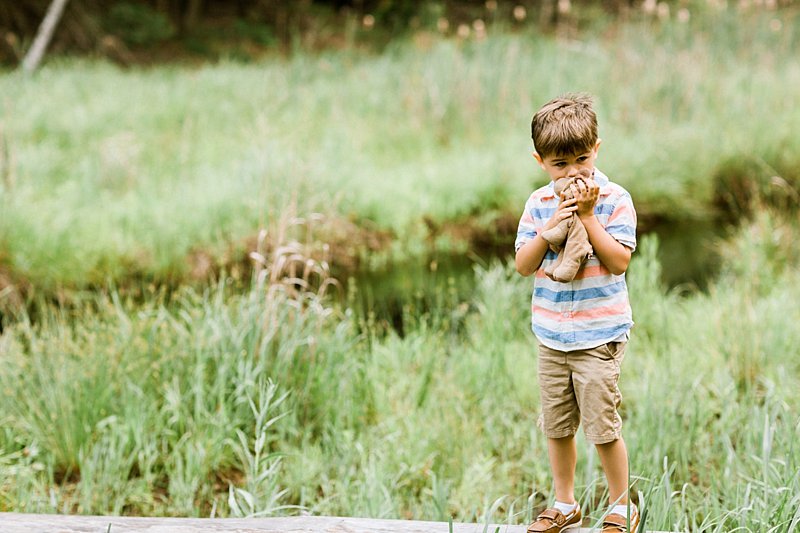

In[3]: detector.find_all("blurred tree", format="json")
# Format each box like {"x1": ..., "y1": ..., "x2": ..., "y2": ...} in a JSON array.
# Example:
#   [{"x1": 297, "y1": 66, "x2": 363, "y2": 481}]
[
  {"x1": 0, "y1": 0, "x2": 695, "y2": 64},
  {"x1": 22, "y1": 0, "x2": 70, "y2": 73}
]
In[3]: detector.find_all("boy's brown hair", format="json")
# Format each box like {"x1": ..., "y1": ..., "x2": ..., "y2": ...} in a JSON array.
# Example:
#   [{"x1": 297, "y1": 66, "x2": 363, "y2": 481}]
[{"x1": 531, "y1": 93, "x2": 598, "y2": 158}]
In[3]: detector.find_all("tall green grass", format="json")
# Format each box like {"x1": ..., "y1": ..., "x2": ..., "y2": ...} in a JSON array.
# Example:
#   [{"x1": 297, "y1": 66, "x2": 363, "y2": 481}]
[
  {"x1": 1, "y1": 211, "x2": 799, "y2": 530},
  {"x1": 1, "y1": 9, "x2": 799, "y2": 291}
]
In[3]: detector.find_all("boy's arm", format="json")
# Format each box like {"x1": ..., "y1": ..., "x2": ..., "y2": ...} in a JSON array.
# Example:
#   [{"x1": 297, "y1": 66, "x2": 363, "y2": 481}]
[
  {"x1": 515, "y1": 233, "x2": 551, "y2": 277},
  {"x1": 515, "y1": 196, "x2": 579, "y2": 276},
  {"x1": 580, "y1": 216, "x2": 631, "y2": 275},
  {"x1": 572, "y1": 180, "x2": 632, "y2": 275}
]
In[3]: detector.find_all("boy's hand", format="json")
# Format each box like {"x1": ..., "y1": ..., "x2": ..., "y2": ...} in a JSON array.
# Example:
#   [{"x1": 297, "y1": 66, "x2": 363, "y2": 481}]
[
  {"x1": 542, "y1": 195, "x2": 578, "y2": 232},
  {"x1": 572, "y1": 177, "x2": 599, "y2": 218}
]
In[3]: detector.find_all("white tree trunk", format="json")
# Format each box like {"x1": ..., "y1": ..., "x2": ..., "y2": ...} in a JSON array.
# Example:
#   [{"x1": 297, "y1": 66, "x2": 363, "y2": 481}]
[{"x1": 21, "y1": 0, "x2": 71, "y2": 73}]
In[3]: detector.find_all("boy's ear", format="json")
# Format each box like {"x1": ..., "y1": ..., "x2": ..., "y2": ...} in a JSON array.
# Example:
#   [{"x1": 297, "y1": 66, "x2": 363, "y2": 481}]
[
  {"x1": 594, "y1": 139, "x2": 602, "y2": 155},
  {"x1": 532, "y1": 151, "x2": 545, "y2": 169}
]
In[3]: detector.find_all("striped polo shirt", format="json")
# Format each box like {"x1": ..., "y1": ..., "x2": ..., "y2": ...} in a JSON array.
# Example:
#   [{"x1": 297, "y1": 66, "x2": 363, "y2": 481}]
[{"x1": 515, "y1": 169, "x2": 637, "y2": 351}]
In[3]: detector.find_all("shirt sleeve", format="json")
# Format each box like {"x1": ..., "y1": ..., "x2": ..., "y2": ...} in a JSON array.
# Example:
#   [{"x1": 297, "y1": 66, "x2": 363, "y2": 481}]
[
  {"x1": 604, "y1": 192, "x2": 637, "y2": 251},
  {"x1": 515, "y1": 197, "x2": 538, "y2": 253}
]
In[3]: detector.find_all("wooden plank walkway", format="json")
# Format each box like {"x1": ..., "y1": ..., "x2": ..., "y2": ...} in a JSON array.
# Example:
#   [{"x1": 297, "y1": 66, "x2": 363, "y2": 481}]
[{"x1": 0, "y1": 513, "x2": 671, "y2": 533}]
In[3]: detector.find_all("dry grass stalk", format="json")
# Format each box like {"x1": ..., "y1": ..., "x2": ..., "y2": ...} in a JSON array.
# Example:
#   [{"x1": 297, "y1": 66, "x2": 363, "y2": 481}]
[{"x1": 249, "y1": 207, "x2": 341, "y2": 306}]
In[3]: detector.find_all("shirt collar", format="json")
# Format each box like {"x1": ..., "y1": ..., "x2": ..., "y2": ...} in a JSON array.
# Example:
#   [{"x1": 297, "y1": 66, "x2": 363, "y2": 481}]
[{"x1": 540, "y1": 169, "x2": 612, "y2": 200}]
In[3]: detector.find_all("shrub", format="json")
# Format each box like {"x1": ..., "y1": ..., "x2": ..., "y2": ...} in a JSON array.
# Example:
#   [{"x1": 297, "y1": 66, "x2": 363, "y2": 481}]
[{"x1": 103, "y1": 2, "x2": 175, "y2": 47}]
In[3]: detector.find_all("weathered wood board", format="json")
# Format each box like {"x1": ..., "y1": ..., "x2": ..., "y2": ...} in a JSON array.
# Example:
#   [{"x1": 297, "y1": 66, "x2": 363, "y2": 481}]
[{"x1": 0, "y1": 513, "x2": 673, "y2": 532}]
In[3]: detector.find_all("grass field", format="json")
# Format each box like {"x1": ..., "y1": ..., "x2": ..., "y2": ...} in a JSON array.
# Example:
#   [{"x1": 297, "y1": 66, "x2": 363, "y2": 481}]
[
  {"x1": 1, "y1": 212, "x2": 799, "y2": 531},
  {"x1": 2, "y1": 6, "x2": 800, "y2": 532},
  {"x1": 1, "y1": 8, "x2": 799, "y2": 293}
]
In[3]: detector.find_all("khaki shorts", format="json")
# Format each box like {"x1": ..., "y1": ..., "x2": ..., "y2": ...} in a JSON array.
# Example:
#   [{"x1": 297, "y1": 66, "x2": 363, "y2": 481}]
[{"x1": 537, "y1": 341, "x2": 626, "y2": 445}]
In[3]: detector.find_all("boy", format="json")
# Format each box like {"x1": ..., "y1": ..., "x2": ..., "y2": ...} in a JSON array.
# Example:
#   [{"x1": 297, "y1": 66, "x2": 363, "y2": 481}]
[{"x1": 515, "y1": 94, "x2": 639, "y2": 533}]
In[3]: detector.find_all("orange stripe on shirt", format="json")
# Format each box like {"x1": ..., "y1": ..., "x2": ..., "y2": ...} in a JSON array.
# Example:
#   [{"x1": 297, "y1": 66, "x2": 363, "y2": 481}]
[
  {"x1": 533, "y1": 299, "x2": 631, "y2": 321},
  {"x1": 535, "y1": 264, "x2": 611, "y2": 279},
  {"x1": 607, "y1": 204, "x2": 632, "y2": 224}
]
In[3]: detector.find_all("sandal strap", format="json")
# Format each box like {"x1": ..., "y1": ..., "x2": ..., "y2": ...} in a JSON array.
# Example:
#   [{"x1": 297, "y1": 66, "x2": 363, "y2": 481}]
[
  {"x1": 538, "y1": 509, "x2": 561, "y2": 521},
  {"x1": 527, "y1": 508, "x2": 567, "y2": 532},
  {"x1": 603, "y1": 512, "x2": 632, "y2": 532}
]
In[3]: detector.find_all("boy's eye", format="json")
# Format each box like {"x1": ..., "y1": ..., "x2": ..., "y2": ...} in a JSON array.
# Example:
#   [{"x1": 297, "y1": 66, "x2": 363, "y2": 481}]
[
  {"x1": 555, "y1": 162, "x2": 566, "y2": 168},
  {"x1": 577, "y1": 156, "x2": 588, "y2": 162}
]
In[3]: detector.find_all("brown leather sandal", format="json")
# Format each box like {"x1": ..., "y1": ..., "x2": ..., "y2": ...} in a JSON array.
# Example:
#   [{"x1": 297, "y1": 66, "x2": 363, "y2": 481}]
[
  {"x1": 526, "y1": 505, "x2": 581, "y2": 533},
  {"x1": 601, "y1": 507, "x2": 640, "y2": 533}
]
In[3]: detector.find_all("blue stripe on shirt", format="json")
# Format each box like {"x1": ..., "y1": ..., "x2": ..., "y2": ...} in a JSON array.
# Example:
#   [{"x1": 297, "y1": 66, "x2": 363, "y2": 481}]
[
  {"x1": 544, "y1": 250, "x2": 558, "y2": 260},
  {"x1": 532, "y1": 203, "x2": 614, "y2": 221},
  {"x1": 605, "y1": 224, "x2": 636, "y2": 237},
  {"x1": 534, "y1": 322, "x2": 632, "y2": 345},
  {"x1": 594, "y1": 203, "x2": 615, "y2": 216},
  {"x1": 530, "y1": 207, "x2": 556, "y2": 220},
  {"x1": 534, "y1": 281, "x2": 626, "y2": 303}
]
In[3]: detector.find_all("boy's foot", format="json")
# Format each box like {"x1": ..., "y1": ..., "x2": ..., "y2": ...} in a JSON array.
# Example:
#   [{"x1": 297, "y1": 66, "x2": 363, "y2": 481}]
[
  {"x1": 601, "y1": 505, "x2": 640, "y2": 533},
  {"x1": 526, "y1": 504, "x2": 581, "y2": 532}
]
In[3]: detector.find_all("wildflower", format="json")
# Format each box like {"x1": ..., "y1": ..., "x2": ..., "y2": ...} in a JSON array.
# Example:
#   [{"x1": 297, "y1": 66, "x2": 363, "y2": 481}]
[
  {"x1": 643, "y1": 0, "x2": 657, "y2": 15},
  {"x1": 657, "y1": 2, "x2": 670, "y2": 19},
  {"x1": 677, "y1": 7, "x2": 690, "y2": 22},
  {"x1": 513, "y1": 5, "x2": 528, "y2": 20},
  {"x1": 362, "y1": 14, "x2": 375, "y2": 29},
  {"x1": 437, "y1": 17, "x2": 450, "y2": 33},
  {"x1": 558, "y1": 0, "x2": 572, "y2": 13},
  {"x1": 457, "y1": 23, "x2": 471, "y2": 38},
  {"x1": 486, "y1": 0, "x2": 498, "y2": 11}
]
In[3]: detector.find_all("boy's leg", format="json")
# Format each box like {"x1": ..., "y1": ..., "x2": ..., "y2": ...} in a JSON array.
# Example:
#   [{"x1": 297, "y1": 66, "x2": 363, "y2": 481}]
[
  {"x1": 595, "y1": 437, "x2": 629, "y2": 505},
  {"x1": 570, "y1": 342, "x2": 631, "y2": 503},
  {"x1": 532, "y1": 345, "x2": 583, "y2": 531},
  {"x1": 548, "y1": 435, "x2": 578, "y2": 503},
  {"x1": 537, "y1": 344, "x2": 581, "y2": 503}
]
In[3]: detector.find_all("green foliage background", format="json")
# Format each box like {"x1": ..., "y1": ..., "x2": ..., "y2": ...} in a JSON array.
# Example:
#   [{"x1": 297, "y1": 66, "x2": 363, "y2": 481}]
[
  {"x1": 2, "y1": 7, "x2": 799, "y2": 293},
  {"x1": 1, "y1": 3, "x2": 800, "y2": 531}
]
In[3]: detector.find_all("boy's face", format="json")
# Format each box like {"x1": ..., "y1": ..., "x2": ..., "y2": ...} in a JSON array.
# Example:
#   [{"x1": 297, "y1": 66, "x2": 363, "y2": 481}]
[{"x1": 533, "y1": 140, "x2": 601, "y2": 182}]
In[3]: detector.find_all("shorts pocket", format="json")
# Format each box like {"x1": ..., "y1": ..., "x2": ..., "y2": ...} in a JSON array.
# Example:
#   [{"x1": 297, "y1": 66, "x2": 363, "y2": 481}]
[
  {"x1": 605, "y1": 341, "x2": 626, "y2": 361},
  {"x1": 595, "y1": 341, "x2": 625, "y2": 361}
]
